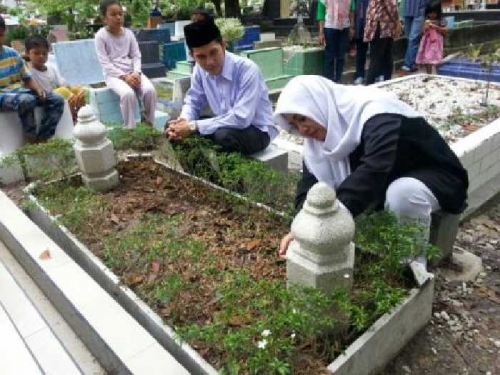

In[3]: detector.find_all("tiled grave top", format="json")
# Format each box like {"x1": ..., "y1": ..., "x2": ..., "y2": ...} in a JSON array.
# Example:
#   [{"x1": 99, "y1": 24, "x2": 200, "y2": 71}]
[
  {"x1": 0, "y1": 261, "x2": 82, "y2": 374},
  {"x1": 53, "y1": 39, "x2": 104, "y2": 86}
]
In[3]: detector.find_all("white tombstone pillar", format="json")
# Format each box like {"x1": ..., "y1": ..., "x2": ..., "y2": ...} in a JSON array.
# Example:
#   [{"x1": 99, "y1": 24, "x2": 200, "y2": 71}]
[
  {"x1": 287, "y1": 182, "x2": 355, "y2": 295},
  {"x1": 73, "y1": 106, "x2": 119, "y2": 192}
]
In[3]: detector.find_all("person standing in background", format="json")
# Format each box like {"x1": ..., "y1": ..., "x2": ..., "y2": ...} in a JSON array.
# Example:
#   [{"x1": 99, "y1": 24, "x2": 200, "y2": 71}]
[
  {"x1": 353, "y1": 0, "x2": 371, "y2": 84},
  {"x1": 363, "y1": 0, "x2": 401, "y2": 84},
  {"x1": 317, "y1": 0, "x2": 355, "y2": 83},
  {"x1": 400, "y1": 0, "x2": 429, "y2": 75}
]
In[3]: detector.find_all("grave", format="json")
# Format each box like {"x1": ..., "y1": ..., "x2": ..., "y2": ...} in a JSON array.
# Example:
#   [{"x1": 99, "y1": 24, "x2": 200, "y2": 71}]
[
  {"x1": 232, "y1": 25, "x2": 261, "y2": 51},
  {"x1": 437, "y1": 58, "x2": 500, "y2": 83},
  {"x1": 239, "y1": 47, "x2": 294, "y2": 93},
  {"x1": 51, "y1": 39, "x2": 169, "y2": 129},
  {"x1": 170, "y1": 20, "x2": 191, "y2": 41},
  {"x1": 162, "y1": 41, "x2": 187, "y2": 70},
  {"x1": 135, "y1": 27, "x2": 171, "y2": 77},
  {"x1": 16, "y1": 154, "x2": 434, "y2": 375},
  {"x1": 138, "y1": 40, "x2": 166, "y2": 78},
  {"x1": 0, "y1": 103, "x2": 74, "y2": 185},
  {"x1": 158, "y1": 21, "x2": 175, "y2": 39},
  {"x1": 283, "y1": 46, "x2": 324, "y2": 76}
]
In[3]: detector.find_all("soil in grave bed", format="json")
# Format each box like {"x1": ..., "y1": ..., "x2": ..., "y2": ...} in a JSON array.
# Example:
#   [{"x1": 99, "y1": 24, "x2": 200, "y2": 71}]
[{"x1": 33, "y1": 158, "x2": 416, "y2": 375}]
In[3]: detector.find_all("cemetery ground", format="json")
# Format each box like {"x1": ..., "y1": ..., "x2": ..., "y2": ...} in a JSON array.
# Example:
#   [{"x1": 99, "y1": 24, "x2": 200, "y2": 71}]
[{"x1": 383, "y1": 197, "x2": 500, "y2": 375}]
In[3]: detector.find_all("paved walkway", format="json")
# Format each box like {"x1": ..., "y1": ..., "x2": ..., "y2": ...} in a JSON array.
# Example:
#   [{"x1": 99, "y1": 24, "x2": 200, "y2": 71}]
[{"x1": 0, "y1": 240, "x2": 104, "y2": 375}]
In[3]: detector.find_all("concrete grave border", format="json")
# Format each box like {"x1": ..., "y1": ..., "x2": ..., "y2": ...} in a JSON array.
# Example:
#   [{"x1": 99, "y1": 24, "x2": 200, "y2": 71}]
[{"x1": 21, "y1": 155, "x2": 434, "y2": 375}]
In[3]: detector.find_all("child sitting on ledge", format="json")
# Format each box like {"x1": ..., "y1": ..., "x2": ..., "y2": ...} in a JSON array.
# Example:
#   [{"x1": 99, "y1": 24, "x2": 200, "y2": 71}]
[
  {"x1": 0, "y1": 16, "x2": 64, "y2": 143},
  {"x1": 25, "y1": 35, "x2": 86, "y2": 123}
]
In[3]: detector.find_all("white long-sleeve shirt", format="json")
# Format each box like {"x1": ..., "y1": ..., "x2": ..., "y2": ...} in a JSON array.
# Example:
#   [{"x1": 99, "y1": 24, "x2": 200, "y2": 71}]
[{"x1": 95, "y1": 27, "x2": 142, "y2": 79}]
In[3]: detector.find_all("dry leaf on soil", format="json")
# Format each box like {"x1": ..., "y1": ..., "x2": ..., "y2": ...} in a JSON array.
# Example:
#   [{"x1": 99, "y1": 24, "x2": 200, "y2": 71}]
[
  {"x1": 39, "y1": 249, "x2": 51, "y2": 260},
  {"x1": 228, "y1": 315, "x2": 248, "y2": 327},
  {"x1": 147, "y1": 260, "x2": 161, "y2": 282},
  {"x1": 246, "y1": 239, "x2": 261, "y2": 251},
  {"x1": 129, "y1": 274, "x2": 145, "y2": 286},
  {"x1": 110, "y1": 213, "x2": 120, "y2": 224}
]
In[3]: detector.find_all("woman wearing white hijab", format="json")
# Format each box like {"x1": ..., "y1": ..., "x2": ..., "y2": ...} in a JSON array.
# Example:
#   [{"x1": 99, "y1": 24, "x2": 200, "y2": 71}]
[{"x1": 275, "y1": 75, "x2": 468, "y2": 260}]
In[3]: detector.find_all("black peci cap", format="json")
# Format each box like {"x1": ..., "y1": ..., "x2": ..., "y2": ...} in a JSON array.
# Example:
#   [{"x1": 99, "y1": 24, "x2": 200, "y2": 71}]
[{"x1": 184, "y1": 19, "x2": 222, "y2": 49}]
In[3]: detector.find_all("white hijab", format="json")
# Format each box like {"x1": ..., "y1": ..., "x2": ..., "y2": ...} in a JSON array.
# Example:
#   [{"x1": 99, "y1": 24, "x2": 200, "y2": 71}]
[{"x1": 274, "y1": 75, "x2": 422, "y2": 190}]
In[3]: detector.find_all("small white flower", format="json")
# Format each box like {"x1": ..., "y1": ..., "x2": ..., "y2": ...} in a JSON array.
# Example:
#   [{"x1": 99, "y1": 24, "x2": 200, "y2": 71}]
[
  {"x1": 257, "y1": 339, "x2": 267, "y2": 349},
  {"x1": 292, "y1": 308, "x2": 297, "y2": 314},
  {"x1": 291, "y1": 333, "x2": 296, "y2": 339},
  {"x1": 344, "y1": 274, "x2": 350, "y2": 279},
  {"x1": 262, "y1": 329, "x2": 271, "y2": 337}
]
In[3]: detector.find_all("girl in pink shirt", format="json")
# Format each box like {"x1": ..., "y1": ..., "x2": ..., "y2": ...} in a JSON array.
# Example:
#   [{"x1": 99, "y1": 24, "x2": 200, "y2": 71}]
[{"x1": 95, "y1": 0, "x2": 157, "y2": 128}]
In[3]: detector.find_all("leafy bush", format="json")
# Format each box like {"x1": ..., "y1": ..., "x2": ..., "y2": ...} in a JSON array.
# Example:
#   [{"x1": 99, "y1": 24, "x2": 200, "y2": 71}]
[
  {"x1": 215, "y1": 17, "x2": 245, "y2": 42},
  {"x1": 168, "y1": 136, "x2": 299, "y2": 215}
]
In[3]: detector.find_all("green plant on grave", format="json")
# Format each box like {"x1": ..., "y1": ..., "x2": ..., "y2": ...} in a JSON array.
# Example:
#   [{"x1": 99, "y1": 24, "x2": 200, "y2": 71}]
[
  {"x1": 168, "y1": 136, "x2": 298, "y2": 215},
  {"x1": 354, "y1": 210, "x2": 441, "y2": 278},
  {"x1": 0, "y1": 138, "x2": 76, "y2": 185},
  {"x1": 107, "y1": 124, "x2": 164, "y2": 151},
  {"x1": 215, "y1": 17, "x2": 245, "y2": 43},
  {"x1": 467, "y1": 43, "x2": 500, "y2": 106}
]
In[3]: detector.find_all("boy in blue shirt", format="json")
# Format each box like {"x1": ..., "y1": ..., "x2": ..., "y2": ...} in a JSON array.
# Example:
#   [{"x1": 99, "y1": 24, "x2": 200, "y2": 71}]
[{"x1": 0, "y1": 16, "x2": 64, "y2": 143}]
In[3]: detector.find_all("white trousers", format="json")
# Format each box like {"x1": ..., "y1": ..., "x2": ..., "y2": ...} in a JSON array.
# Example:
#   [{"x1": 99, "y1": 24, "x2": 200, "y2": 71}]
[
  {"x1": 106, "y1": 75, "x2": 157, "y2": 129},
  {"x1": 385, "y1": 177, "x2": 440, "y2": 245}
]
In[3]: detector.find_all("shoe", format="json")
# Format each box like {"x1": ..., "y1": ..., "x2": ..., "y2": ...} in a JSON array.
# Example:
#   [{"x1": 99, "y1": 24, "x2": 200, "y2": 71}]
[
  {"x1": 354, "y1": 77, "x2": 364, "y2": 85},
  {"x1": 399, "y1": 66, "x2": 418, "y2": 76},
  {"x1": 409, "y1": 260, "x2": 433, "y2": 287}
]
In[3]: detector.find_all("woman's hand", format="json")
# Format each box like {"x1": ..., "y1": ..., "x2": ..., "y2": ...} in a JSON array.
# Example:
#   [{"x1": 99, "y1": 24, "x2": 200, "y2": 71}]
[{"x1": 279, "y1": 232, "x2": 295, "y2": 258}]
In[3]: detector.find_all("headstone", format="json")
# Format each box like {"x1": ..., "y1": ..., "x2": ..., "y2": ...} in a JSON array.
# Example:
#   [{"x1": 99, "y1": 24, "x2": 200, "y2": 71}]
[
  {"x1": 53, "y1": 40, "x2": 104, "y2": 86},
  {"x1": 162, "y1": 41, "x2": 187, "y2": 70},
  {"x1": 135, "y1": 28, "x2": 171, "y2": 44},
  {"x1": 233, "y1": 25, "x2": 261, "y2": 51},
  {"x1": 287, "y1": 182, "x2": 355, "y2": 295},
  {"x1": 138, "y1": 40, "x2": 166, "y2": 78},
  {"x1": 73, "y1": 106, "x2": 119, "y2": 192}
]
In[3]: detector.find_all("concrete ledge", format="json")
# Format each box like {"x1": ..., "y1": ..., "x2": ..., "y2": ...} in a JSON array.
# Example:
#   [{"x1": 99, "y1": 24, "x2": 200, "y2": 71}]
[
  {"x1": 328, "y1": 278, "x2": 434, "y2": 375},
  {"x1": 249, "y1": 143, "x2": 288, "y2": 172},
  {"x1": 0, "y1": 190, "x2": 188, "y2": 375}
]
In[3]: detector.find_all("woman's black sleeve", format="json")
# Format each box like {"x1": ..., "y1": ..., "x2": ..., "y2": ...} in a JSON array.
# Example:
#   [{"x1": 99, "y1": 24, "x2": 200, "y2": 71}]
[
  {"x1": 336, "y1": 114, "x2": 402, "y2": 217},
  {"x1": 295, "y1": 161, "x2": 318, "y2": 210}
]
